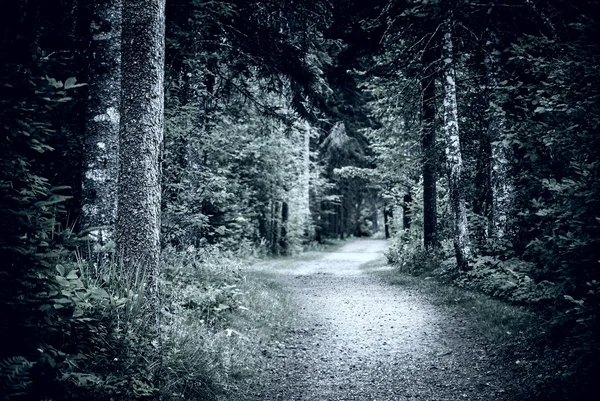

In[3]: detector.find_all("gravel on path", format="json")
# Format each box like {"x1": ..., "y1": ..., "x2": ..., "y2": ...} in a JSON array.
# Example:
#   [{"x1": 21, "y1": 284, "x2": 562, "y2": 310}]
[{"x1": 240, "y1": 239, "x2": 526, "y2": 401}]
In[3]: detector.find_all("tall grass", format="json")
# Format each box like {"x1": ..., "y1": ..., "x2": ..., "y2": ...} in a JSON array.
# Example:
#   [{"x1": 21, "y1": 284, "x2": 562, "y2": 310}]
[
  {"x1": 3, "y1": 244, "x2": 292, "y2": 401},
  {"x1": 158, "y1": 246, "x2": 293, "y2": 400}
]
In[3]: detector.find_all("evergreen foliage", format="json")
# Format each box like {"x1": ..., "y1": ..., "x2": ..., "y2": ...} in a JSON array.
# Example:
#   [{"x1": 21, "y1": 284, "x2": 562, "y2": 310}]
[
  {"x1": 367, "y1": 0, "x2": 600, "y2": 397},
  {"x1": 2, "y1": 0, "x2": 600, "y2": 399}
]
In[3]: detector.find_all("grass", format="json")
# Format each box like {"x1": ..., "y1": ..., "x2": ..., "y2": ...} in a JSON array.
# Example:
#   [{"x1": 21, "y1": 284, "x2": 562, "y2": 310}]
[
  {"x1": 362, "y1": 257, "x2": 542, "y2": 347},
  {"x1": 156, "y1": 247, "x2": 298, "y2": 401},
  {"x1": 158, "y1": 239, "x2": 357, "y2": 400},
  {"x1": 246, "y1": 238, "x2": 348, "y2": 272}
]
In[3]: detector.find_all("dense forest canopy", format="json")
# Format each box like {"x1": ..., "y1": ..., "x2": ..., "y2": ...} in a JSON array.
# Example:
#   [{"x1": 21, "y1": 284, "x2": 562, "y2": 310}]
[{"x1": 1, "y1": 0, "x2": 599, "y2": 400}]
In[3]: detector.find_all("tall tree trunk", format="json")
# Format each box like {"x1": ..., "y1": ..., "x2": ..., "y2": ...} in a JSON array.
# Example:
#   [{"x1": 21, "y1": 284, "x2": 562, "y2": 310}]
[
  {"x1": 473, "y1": 119, "x2": 493, "y2": 245},
  {"x1": 422, "y1": 41, "x2": 438, "y2": 250},
  {"x1": 403, "y1": 191, "x2": 412, "y2": 230},
  {"x1": 267, "y1": 200, "x2": 274, "y2": 245},
  {"x1": 333, "y1": 203, "x2": 339, "y2": 238},
  {"x1": 485, "y1": 29, "x2": 514, "y2": 240},
  {"x1": 271, "y1": 200, "x2": 282, "y2": 255},
  {"x1": 81, "y1": 0, "x2": 122, "y2": 256},
  {"x1": 339, "y1": 202, "x2": 344, "y2": 239},
  {"x1": 303, "y1": 121, "x2": 311, "y2": 234},
  {"x1": 442, "y1": 16, "x2": 471, "y2": 271},
  {"x1": 117, "y1": 0, "x2": 166, "y2": 289},
  {"x1": 383, "y1": 203, "x2": 390, "y2": 239},
  {"x1": 279, "y1": 201, "x2": 289, "y2": 255}
]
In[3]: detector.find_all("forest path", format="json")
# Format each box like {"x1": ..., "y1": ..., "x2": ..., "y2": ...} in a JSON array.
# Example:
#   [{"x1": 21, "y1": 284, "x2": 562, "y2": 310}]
[{"x1": 239, "y1": 239, "x2": 523, "y2": 401}]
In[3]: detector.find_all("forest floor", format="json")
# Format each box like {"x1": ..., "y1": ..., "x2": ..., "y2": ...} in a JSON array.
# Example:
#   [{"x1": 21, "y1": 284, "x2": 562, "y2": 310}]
[{"x1": 233, "y1": 239, "x2": 530, "y2": 401}]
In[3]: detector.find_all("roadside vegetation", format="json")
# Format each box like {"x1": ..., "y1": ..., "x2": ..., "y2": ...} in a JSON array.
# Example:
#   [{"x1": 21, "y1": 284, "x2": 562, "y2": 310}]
[
  {"x1": 0, "y1": 242, "x2": 293, "y2": 401},
  {"x1": 383, "y1": 236, "x2": 596, "y2": 401}
]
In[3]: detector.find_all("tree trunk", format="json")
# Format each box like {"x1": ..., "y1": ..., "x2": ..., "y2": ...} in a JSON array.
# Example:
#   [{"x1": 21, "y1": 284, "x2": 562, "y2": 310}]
[
  {"x1": 485, "y1": 29, "x2": 514, "y2": 240},
  {"x1": 473, "y1": 117, "x2": 493, "y2": 245},
  {"x1": 303, "y1": 121, "x2": 311, "y2": 234},
  {"x1": 334, "y1": 203, "x2": 340, "y2": 238},
  {"x1": 267, "y1": 200, "x2": 274, "y2": 245},
  {"x1": 271, "y1": 200, "x2": 282, "y2": 255},
  {"x1": 442, "y1": 16, "x2": 471, "y2": 271},
  {"x1": 81, "y1": 0, "x2": 122, "y2": 257},
  {"x1": 279, "y1": 201, "x2": 289, "y2": 255},
  {"x1": 403, "y1": 191, "x2": 412, "y2": 230},
  {"x1": 117, "y1": 0, "x2": 166, "y2": 289},
  {"x1": 338, "y1": 202, "x2": 344, "y2": 239},
  {"x1": 383, "y1": 203, "x2": 390, "y2": 239},
  {"x1": 422, "y1": 40, "x2": 438, "y2": 250}
]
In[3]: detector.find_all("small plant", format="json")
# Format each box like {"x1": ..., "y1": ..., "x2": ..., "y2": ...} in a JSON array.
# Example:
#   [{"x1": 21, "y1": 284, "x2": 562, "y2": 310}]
[{"x1": 386, "y1": 229, "x2": 445, "y2": 275}]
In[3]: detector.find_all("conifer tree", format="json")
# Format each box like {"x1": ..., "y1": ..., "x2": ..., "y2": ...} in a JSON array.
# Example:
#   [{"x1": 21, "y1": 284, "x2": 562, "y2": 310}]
[
  {"x1": 82, "y1": 0, "x2": 122, "y2": 255},
  {"x1": 442, "y1": 14, "x2": 471, "y2": 271},
  {"x1": 117, "y1": 0, "x2": 166, "y2": 296}
]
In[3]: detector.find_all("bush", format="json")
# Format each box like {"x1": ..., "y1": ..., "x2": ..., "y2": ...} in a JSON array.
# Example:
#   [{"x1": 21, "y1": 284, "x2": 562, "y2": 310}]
[{"x1": 385, "y1": 229, "x2": 445, "y2": 275}]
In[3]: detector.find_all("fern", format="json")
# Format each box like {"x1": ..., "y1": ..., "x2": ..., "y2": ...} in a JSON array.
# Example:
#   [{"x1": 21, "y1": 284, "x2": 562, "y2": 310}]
[{"x1": 0, "y1": 356, "x2": 35, "y2": 399}]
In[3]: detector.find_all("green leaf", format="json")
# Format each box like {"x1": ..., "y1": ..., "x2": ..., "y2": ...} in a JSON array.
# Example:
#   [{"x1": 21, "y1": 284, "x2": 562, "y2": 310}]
[
  {"x1": 64, "y1": 77, "x2": 76, "y2": 89},
  {"x1": 55, "y1": 298, "x2": 71, "y2": 304},
  {"x1": 56, "y1": 276, "x2": 70, "y2": 286},
  {"x1": 45, "y1": 76, "x2": 63, "y2": 89},
  {"x1": 56, "y1": 264, "x2": 65, "y2": 276},
  {"x1": 90, "y1": 288, "x2": 110, "y2": 300},
  {"x1": 64, "y1": 77, "x2": 86, "y2": 90}
]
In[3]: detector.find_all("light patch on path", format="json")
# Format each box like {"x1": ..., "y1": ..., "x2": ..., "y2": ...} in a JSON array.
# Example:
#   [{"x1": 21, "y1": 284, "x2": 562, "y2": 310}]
[
  {"x1": 239, "y1": 239, "x2": 523, "y2": 401},
  {"x1": 253, "y1": 240, "x2": 390, "y2": 276}
]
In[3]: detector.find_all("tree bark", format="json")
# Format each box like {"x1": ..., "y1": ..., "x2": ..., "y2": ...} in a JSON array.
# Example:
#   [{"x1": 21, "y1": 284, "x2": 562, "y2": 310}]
[
  {"x1": 303, "y1": 121, "x2": 311, "y2": 231},
  {"x1": 403, "y1": 191, "x2": 412, "y2": 230},
  {"x1": 383, "y1": 203, "x2": 390, "y2": 239},
  {"x1": 271, "y1": 200, "x2": 282, "y2": 255},
  {"x1": 422, "y1": 40, "x2": 438, "y2": 250},
  {"x1": 485, "y1": 29, "x2": 514, "y2": 240},
  {"x1": 279, "y1": 201, "x2": 289, "y2": 255},
  {"x1": 81, "y1": 0, "x2": 122, "y2": 255},
  {"x1": 442, "y1": 16, "x2": 471, "y2": 271},
  {"x1": 116, "y1": 0, "x2": 166, "y2": 289}
]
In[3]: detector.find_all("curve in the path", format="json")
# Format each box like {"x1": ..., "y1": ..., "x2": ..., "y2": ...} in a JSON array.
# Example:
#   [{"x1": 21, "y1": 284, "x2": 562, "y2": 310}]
[{"x1": 242, "y1": 239, "x2": 522, "y2": 401}]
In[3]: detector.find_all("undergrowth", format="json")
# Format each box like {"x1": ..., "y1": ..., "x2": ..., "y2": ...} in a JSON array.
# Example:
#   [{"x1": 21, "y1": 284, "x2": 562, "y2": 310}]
[
  {"x1": 0, "y1": 244, "x2": 291, "y2": 401},
  {"x1": 385, "y1": 232, "x2": 599, "y2": 401},
  {"x1": 160, "y1": 246, "x2": 292, "y2": 401}
]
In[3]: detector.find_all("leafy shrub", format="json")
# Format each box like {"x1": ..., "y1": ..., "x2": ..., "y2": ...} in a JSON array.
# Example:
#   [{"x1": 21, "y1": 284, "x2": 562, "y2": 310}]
[
  {"x1": 0, "y1": 250, "x2": 162, "y2": 400},
  {"x1": 459, "y1": 255, "x2": 556, "y2": 304},
  {"x1": 162, "y1": 245, "x2": 247, "y2": 328},
  {"x1": 0, "y1": 66, "x2": 97, "y2": 400},
  {"x1": 386, "y1": 229, "x2": 445, "y2": 275}
]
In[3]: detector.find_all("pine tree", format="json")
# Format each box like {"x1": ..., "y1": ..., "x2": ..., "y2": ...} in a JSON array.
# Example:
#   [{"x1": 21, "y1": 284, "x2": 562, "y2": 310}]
[
  {"x1": 442, "y1": 14, "x2": 471, "y2": 271},
  {"x1": 82, "y1": 0, "x2": 122, "y2": 256},
  {"x1": 422, "y1": 39, "x2": 438, "y2": 250},
  {"x1": 116, "y1": 0, "x2": 166, "y2": 295}
]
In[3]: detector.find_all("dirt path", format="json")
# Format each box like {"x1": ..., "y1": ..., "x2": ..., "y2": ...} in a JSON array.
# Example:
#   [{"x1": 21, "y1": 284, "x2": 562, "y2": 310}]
[{"x1": 241, "y1": 239, "x2": 525, "y2": 401}]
